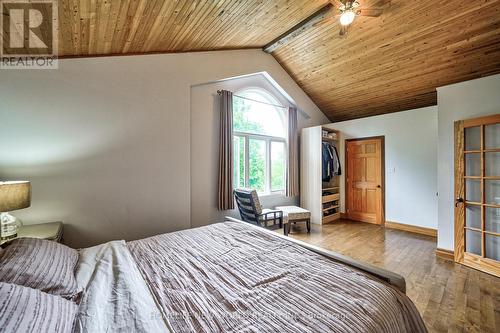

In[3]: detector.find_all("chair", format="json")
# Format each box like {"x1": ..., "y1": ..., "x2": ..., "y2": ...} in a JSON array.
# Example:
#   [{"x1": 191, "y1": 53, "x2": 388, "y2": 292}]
[{"x1": 233, "y1": 189, "x2": 283, "y2": 229}]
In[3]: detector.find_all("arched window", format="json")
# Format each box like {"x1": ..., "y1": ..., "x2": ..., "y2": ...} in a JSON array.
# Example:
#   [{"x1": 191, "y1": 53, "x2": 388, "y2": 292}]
[{"x1": 233, "y1": 88, "x2": 287, "y2": 194}]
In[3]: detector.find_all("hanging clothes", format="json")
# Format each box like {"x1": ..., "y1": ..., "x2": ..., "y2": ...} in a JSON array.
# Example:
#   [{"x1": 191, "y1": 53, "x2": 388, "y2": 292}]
[
  {"x1": 322, "y1": 142, "x2": 331, "y2": 182},
  {"x1": 322, "y1": 142, "x2": 341, "y2": 182},
  {"x1": 332, "y1": 145, "x2": 341, "y2": 176}
]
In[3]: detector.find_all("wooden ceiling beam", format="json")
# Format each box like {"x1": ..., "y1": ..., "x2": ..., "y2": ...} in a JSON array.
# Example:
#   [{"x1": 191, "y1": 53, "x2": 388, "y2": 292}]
[{"x1": 263, "y1": 2, "x2": 335, "y2": 54}]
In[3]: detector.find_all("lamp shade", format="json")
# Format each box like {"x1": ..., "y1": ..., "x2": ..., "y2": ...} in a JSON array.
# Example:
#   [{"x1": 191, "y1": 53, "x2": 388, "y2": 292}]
[{"x1": 0, "y1": 181, "x2": 31, "y2": 212}]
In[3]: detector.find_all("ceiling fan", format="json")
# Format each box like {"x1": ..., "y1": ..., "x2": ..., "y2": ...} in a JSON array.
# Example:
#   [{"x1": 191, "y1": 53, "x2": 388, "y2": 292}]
[
  {"x1": 263, "y1": 1, "x2": 387, "y2": 53},
  {"x1": 334, "y1": 1, "x2": 386, "y2": 37}
]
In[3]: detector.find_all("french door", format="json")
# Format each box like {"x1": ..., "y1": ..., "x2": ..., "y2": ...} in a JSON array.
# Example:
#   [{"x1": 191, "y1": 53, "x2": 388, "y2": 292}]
[{"x1": 455, "y1": 114, "x2": 500, "y2": 277}]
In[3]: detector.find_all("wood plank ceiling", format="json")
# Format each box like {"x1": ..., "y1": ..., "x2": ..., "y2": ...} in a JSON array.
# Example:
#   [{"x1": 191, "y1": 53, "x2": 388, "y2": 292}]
[
  {"x1": 58, "y1": 0, "x2": 326, "y2": 55},
  {"x1": 56, "y1": 0, "x2": 500, "y2": 121},
  {"x1": 272, "y1": 0, "x2": 500, "y2": 121}
]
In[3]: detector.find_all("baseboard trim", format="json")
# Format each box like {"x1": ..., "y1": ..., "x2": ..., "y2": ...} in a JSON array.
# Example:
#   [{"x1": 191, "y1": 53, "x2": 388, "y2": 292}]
[
  {"x1": 385, "y1": 221, "x2": 437, "y2": 237},
  {"x1": 435, "y1": 248, "x2": 455, "y2": 261}
]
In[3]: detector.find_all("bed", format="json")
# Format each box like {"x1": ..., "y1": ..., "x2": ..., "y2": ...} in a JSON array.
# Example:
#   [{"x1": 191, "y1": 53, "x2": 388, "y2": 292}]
[{"x1": 0, "y1": 218, "x2": 427, "y2": 333}]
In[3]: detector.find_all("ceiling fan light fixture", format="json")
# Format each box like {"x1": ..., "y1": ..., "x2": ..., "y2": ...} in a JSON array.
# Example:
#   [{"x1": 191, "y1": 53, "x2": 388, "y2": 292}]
[{"x1": 340, "y1": 10, "x2": 356, "y2": 26}]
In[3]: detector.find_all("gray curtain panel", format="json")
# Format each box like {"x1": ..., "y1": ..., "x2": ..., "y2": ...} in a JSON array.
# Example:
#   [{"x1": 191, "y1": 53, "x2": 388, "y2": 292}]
[
  {"x1": 218, "y1": 90, "x2": 235, "y2": 210},
  {"x1": 286, "y1": 107, "x2": 299, "y2": 197}
]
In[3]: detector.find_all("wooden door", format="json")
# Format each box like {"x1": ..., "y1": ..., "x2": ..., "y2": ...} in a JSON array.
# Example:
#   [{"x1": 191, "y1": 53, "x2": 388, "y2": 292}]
[
  {"x1": 346, "y1": 138, "x2": 384, "y2": 224},
  {"x1": 455, "y1": 114, "x2": 500, "y2": 277}
]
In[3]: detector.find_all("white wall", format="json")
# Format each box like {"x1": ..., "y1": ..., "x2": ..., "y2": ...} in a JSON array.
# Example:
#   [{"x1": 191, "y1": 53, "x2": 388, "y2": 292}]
[
  {"x1": 437, "y1": 74, "x2": 500, "y2": 251},
  {"x1": 0, "y1": 49, "x2": 328, "y2": 248},
  {"x1": 325, "y1": 106, "x2": 438, "y2": 229}
]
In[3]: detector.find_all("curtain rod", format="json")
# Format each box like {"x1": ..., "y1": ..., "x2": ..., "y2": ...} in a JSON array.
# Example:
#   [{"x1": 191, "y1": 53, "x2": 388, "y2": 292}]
[
  {"x1": 217, "y1": 90, "x2": 287, "y2": 109},
  {"x1": 217, "y1": 90, "x2": 311, "y2": 120}
]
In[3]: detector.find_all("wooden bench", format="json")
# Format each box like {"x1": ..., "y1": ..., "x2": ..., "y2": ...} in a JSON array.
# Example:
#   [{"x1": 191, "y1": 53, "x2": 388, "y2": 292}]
[{"x1": 276, "y1": 206, "x2": 311, "y2": 236}]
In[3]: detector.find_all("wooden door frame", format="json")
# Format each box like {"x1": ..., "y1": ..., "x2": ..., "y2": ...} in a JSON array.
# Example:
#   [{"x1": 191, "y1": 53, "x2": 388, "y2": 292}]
[{"x1": 345, "y1": 136, "x2": 386, "y2": 225}]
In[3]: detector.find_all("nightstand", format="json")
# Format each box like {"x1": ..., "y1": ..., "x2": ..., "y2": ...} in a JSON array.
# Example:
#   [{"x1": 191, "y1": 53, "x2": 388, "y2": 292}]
[{"x1": 1, "y1": 222, "x2": 63, "y2": 245}]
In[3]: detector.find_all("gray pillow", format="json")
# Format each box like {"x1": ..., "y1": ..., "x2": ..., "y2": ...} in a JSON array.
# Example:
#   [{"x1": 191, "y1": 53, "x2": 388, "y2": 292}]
[
  {"x1": 0, "y1": 282, "x2": 77, "y2": 333},
  {"x1": 0, "y1": 238, "x2": 79, "y2": 299}
]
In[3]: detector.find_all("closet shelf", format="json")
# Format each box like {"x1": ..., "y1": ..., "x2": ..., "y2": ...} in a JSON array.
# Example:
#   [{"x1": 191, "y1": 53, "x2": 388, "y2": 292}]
[
  {"x1": 322, "y1": 186, "x2": 339, "y2": 191},
  {"x1": 322, "y1": 213, "x2": 341, "y2": 224},
  {"x1": 322, "y1": 205, "x2": 339, "y2": 212},
  {"x1": 322, "y1": 193, "x2": 340, "y2": 203}
]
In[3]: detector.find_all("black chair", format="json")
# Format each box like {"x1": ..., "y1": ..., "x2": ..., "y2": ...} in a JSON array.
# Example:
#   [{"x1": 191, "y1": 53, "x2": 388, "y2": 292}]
[{"x1": 233, "y1": 189, "x2": 283, "y2": 229}]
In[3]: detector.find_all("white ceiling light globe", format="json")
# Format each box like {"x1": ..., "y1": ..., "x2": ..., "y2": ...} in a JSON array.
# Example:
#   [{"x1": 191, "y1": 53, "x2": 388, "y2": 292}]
[{"x1": 340, "y1": 10, "x2": 356, "y2": 26}]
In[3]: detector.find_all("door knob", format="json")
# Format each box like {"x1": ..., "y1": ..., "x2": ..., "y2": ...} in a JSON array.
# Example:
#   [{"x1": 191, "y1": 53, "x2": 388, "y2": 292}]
[
  {"x1": 376, "y1": 185, "x2": 381, "y2": 188},
  {"x1": 455, "y1": 197, "x2": 464, "y2": 207}
]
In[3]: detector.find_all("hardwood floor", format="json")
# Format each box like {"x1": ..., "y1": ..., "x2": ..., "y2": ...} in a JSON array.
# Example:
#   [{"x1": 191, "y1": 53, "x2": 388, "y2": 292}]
[{"x1": 281, "y1": 220, "x2": 500, "y2": 333}]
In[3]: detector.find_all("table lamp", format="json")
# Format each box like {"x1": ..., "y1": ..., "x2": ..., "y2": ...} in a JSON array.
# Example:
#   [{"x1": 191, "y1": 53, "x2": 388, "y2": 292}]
[{"x1": 0, "y1": 181, "x2": 31, "y2": 241}]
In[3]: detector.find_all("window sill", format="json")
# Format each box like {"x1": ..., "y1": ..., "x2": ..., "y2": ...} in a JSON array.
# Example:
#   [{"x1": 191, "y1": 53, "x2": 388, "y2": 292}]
[{"x1": 258, "y1": 192, "x2": 285, "y2": 199}]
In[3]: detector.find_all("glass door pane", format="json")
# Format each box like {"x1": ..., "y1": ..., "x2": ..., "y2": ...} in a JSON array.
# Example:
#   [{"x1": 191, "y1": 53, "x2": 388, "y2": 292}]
[
  {"x1": 465, "y1": 126, "x2": 481, "y2": 150},
  {"x1": 485, "y1": 152, "x2": 500, "y2": 176},
  {"x1": 465, "y1": 179, "x2": 481, "y2": 202},
  {"x1": 485, "y1": 235, "x2": 500, "y2": 261},
  {"x1": 465, "y1": 154, "x2": 481, "y2": 176},
  {"x1": 485, "y1": 180, "x2": 500, "y2": 205},
  {"x1": 465, "y1": 205, "x2": 481, "y2": 229},
  {"x1": 466, "y1": 229, "x2": 482, "y2": 255},
  {"x1": 485, "y1": 207, "x2": 500, "y2": 233},
  {"x1": 485, "y1": 124, "x2": 500, "y2": 149}
]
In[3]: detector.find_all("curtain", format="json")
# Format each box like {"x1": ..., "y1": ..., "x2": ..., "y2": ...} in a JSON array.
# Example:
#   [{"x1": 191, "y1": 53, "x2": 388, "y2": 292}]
[
  {"x1": 217, "y1": 90, "x2": 235, "y2": 210},
  {"x1": 286, "y1": 106, "x2": 299, "y2": 197}
]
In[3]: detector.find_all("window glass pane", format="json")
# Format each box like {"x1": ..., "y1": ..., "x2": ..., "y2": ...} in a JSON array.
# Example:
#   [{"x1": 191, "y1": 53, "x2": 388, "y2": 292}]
[
  {"x1": 485, "y1": 152, "x2": 500, "y2": 176},
  {"x1": 465, "y1": 179, "x2": 481, "y2": 203},
  {"x1": 233, "y1": 136, "x2": 246, "y2": 189},
  {"x1": 485, "y1": 123, "x2": 500, "y2": 149},
  {"x1": 233, "y1": 90, "x2": 286, "y2": 138},
  {"x1": 485, "y1": 207, "x2": 500, "y2": 233},
  {"x1": 465, "y1": 126, "x2": 481, "y2": 151},
  {"x1": 465, "y1": 153, "x2": 481, "y2": 176},
  {"x1": 465, "y1": 205, "x2": 481, "y2": 229},
  {"x1": 271, "y1": 141, "x2": 285, "y2": 191},
  {"x1": 485, "y1": 180, "x2": 500, "y2": 205},
  {"x1": 249, "y1": 139, "x2": 266, "y2": 192},
  {"x1": 485, "y1": 235, "x2": 500, "y2": 261},
  {"x1": 465, "y1": 229, "x2": 482, "y2": 255}
]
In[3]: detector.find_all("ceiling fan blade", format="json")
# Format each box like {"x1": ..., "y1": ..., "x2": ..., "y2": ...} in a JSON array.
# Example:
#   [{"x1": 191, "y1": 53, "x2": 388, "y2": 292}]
[
  {"x1": 333, "y1": 0, "x2": 346, "y2": 7},
  {"x1": 358, "y1": 8, "x2": 384, "y2": 17}
]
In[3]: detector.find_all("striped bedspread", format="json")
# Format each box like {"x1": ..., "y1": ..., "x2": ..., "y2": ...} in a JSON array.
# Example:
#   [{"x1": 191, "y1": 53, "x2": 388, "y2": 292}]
[{"x1": 128, "y1": 222, "x2": 427, "y2": 333}]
